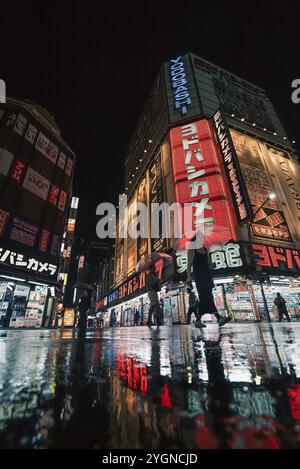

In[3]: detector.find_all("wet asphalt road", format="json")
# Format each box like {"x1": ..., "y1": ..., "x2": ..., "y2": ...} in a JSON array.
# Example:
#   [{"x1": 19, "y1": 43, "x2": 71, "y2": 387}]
[{"x1": 0, "y1": 323, "x2": 300, "y2": 449}]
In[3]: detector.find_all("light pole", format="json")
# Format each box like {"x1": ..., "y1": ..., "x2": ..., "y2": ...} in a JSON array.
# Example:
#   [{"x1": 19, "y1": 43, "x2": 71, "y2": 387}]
[{"x1": 247, "y1": 193, "x2": 276, "y2": 323}]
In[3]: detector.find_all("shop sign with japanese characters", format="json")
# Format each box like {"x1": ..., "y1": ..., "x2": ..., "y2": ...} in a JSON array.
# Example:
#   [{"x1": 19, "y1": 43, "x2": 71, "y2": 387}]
[
  {"x1": 169, "y1": 118, "x2": 236, "y2": 242},
  {"x1": 175, "y1": 242, "x2": 244, "y2": 279},
  {"x1": 252, "y1": 243, "x2": 300, "y2": 274},
  {"x1": 0, "y1": 244, "x2": 58, "y2": 279},
  {"x1": 213, "y1": 110, "x2": 252, "y2": 223}
]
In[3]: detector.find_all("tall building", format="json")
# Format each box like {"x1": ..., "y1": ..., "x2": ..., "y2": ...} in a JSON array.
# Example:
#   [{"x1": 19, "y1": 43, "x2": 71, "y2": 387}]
[
  {"x1": 98, "y1": 53, "x2": 300, "y2": 326},
  {"x1": 0, "y1": 97, "x2": 75, "y2": 328}
]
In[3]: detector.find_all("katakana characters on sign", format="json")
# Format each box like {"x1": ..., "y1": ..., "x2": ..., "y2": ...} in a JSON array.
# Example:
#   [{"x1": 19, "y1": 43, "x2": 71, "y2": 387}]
[{"x1": 0, "y1": 247, "x2": 58, "y2": 276}]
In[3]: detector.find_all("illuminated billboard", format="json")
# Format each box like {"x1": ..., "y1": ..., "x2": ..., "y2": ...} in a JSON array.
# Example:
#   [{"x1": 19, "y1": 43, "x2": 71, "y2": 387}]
[
  {"x1": 136, "y1": 177, "x2": 148, "y2": 262},
  {"x1": 230, "y1": 130, "x2": 292, "y2": 242},
  {"x1": 169, "y1": 118, "x2": 237, "y2": 244},
  {"x1": 266, "y1": 146, "x2": 300, "y2": 240}
]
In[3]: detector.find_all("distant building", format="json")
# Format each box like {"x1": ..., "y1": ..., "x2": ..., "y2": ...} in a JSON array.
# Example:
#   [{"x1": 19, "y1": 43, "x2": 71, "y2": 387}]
[{"x1": 0, "y1": 96, "x2": 76, "y2": 328}]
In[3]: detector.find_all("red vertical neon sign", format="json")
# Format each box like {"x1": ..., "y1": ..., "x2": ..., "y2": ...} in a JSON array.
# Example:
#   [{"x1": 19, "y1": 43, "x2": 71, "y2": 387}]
[{"x1": 169, "y1": 119, "x2": 237, "y2": 243}]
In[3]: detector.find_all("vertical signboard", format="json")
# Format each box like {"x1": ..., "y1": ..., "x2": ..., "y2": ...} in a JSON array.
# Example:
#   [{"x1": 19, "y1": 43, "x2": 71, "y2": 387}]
[
  {"x1": 136, "y1": 177, "x2": 148, "y2": 262},
  {"x1": 115, "y1": 218, "x2": 125, "y2": 286},
  {"x1": 127, "y1": 197, "x2": 136, "y2": 275},
  {"x1": 149, "y1": 153, "x2": 167, "y2": 252},
  {"x1": 230, "y1": 130, "x2": 292, "y2": 242},
  {"x1": 213, "y1": 110, "x2": 252, "y2": 223},
  {"x1": 165, "y1": 55, "x2": 201, "y2": 124},
  {"x1": 266, "y1": 146, "x2": 300, "y2": 238},
  {"x1": 169, "y1": 119, "x2": 237, "y2": 244}
]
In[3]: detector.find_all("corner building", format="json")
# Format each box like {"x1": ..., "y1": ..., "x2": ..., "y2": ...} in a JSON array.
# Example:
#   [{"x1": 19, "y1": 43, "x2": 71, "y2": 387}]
[
  {"x1": 99, "y1": 53, "x2": 300, "y2": 326},
  {"x1": 0, "y1": 97, "x2": 75, "y2": 328}
]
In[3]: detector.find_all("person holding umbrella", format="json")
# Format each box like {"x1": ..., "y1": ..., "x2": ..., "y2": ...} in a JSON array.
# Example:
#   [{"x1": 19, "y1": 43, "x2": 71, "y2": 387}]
[
  {"x1": 187, "y1": 245, "x2": 231, "y2": 328},
  {"x1": 176, "y1": 227, "x2": 233, "y2": 328},
  {"x1": 146, "y1": 263, "x2": 161, "y2": 327},
  {"x1": 136, "y1": 252, "x2": 172, "y2": 328}
]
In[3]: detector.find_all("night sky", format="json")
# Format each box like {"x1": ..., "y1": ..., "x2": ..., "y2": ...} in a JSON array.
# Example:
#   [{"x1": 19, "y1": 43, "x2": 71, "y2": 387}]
[{"x1": 1, "y1": 1, "x2": 299, "y2": 242}]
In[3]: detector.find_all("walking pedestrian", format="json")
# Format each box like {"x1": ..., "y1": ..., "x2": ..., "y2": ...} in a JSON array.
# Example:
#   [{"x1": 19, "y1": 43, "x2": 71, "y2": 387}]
[
  {"x1": 274, "y1": 292, "x2": 291, "y2": 322},
  {"x1": 187, "y1": 246, "x2": 231, "y2": 328},
  {"x1": 134, "y1": 309, "x2": 140, "y2": 326},
  {"x1": 110, "y1": 309, "x2": 117, "y2": 327},
  {"x1": 77, "y1": 294, "x2": 90, "y2": 329},
  {"x1": 146, "y1": 264, "x2": 161, "y2": 327},
  {"x1": 186, "y1": 287, "x2": 202, "y2": 325}
]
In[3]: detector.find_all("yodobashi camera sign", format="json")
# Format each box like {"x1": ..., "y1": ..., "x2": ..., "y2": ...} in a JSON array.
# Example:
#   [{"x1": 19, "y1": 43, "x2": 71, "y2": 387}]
[
  {"x1": 169, "y1": 56, "x2": 192, "y2": 114},
  {"x1": 0, "y1": 79, "x2": 6, "y2": 103}
]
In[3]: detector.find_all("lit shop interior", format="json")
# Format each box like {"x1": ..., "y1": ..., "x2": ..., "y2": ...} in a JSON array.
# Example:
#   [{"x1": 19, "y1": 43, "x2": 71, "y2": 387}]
[
  {"x1": 97, "y1": 275, "x2": 300, "y2": 326},
  {"x1": 0, "y1": 275, "x2": 56, "y2": 328}
]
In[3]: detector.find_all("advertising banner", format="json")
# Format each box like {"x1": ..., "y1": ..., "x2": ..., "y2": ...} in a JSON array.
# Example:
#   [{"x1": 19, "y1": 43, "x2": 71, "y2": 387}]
[
  {"x1": 127, "y1": 197, "x2": 137, "y2": 275},
  {"x1": 49, "y1": 233, "x2": 60, "y2": 258},
  {"x1": 136, "y1": 177, "x2": 148, "y2": 262},
  {"x1": 10, "y1": 159, "x2": 27, "y2": 184},
  {"x1": 0, "y1": 243, "x2": 58, "y2": 279},
  {"x1": 115, "y1": 238, "x2": 125, "y2": 286},
  {"x1": 23, "y1": 167, "x2": 50, "y2": 201},
  {"x1": 0, "y1": 209, "x2": 9, "y2": 236},
  {"x1": 213, "y1": 110, "x2": 252, "y2": 223},
  {"x1": 165, "y1": 55, "x2": 201, "y2": 124},
  {"x1": 58, "y1": 189, "x2": 67, "y2": 212},
  {"x1": 65, "y1": 157, "x2": 73, "y2": 177},
  {"x1": 25, "y1": 123, "x2": 38, "y2": 145},
  {"x1": 169, "y1": 119, "x2": 237, "y2": 244},
  {"x1": 230, "y1": 130, "x2": 292, "y2": 242},
  {"x1": 266, "y1": 145, "x2": 300, "y2": 237},
  {"x1": 0, "y1": 147, "x2": 14, "y2": 176},
  {"x1": 35, "y1": 132, "x2": 58, "y2": 164},
  {"x1": 149, "y1": 153, "x2": 167, "y2": 252},
  {"x1": 252, "y1": 243, "x2": 300, "y2": 274},
  {"x1": 8, "y1": 215, "x2": 39, "y2": 248},
  {"x1": 48, "y1": 184, "x2": 60, "y2": 206},
  {"x1": 38, "y1": 228, "x2": 51, "y2": 253},
  {"x1": 57, "y1": 151, "x2": 67, "y2": 170}
]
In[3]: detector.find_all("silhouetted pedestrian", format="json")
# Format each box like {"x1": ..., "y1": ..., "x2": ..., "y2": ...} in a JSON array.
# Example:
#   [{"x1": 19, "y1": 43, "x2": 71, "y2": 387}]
[
  {"x1": 274, "y1": 293, "x2": 291, "y2": 322},
  {"x1": 187, "y1": 246, "x2": 231, "y2": 328}
]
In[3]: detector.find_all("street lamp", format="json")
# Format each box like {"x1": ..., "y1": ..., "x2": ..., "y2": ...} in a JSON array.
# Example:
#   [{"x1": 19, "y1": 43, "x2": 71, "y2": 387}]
[{"x1": 247, "y1": 193, "x2": 276, "y2": 322}]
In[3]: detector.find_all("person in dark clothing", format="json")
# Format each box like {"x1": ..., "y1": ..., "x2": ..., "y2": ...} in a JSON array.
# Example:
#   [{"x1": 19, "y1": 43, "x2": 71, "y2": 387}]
[
  {"x1": 274, "y1": 292, "x2": 291, "y2": 322},
  {"x1": 146, "y1": 264, "x2": 161, "y2": 327},
  {"x1": 77, "y1": 294, "x2": 90, "y2": 328},
  {"x1": 134, "y1": 309, "x2": 140, "y2": 326},
  {"x1": 110, "y1": 309, "x2": 117, "y2": 327},
  {"x1": 186, "y1": 287, "x2": 204, "y2": 326},
  {"x1": 187, "y1": 246, "x2": 231, "y2": 328}
]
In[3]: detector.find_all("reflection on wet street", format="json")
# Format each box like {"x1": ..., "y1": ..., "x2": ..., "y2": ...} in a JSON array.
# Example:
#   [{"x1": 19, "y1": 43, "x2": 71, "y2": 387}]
[{"x1": 1, "y1": 323, "x2": 300, "y2": 449}]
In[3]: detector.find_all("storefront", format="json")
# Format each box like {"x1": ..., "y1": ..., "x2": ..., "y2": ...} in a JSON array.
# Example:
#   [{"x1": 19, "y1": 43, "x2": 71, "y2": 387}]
[
  {"x1": 0, "y1": 242, "x2": 59, "y2": 328},
  {"x1": 97, "y1": 241, "x2": 300, "y2": 327},
  {"x1": 0, "y1": 275, "x2": 57, "y2": 328}
]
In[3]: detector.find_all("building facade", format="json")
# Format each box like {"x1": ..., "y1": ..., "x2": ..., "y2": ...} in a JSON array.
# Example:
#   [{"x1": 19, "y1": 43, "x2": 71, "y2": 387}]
[
  {"x1": 0, "y1": 97, "x2": 76, "y2": 328},
  {"x1": 98, "y1": 53, "x2": 300, "y2": 326}
]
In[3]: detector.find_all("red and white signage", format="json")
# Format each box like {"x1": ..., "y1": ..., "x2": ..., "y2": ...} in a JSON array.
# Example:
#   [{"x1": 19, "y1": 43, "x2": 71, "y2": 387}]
[
  {"x1": 252, "y1": 243, "x2": 300, "y2": 273},
  {"x1": 38, "y1": 228, "x2": 51, "y2": 253},
  {"x1": 58, "y1": 190, "x2": 67, "y2": 212},
  {"x1": 48, "y1": 184, "x2": 60, "y2": 206},
  {"x1": 169, "y1": 119, "x2": 237, "y2": 244},
  {"x1": 23, "y1": 167, "x2": 50, "y2": 200},
  {"x1": 10, "y1": 159, "x2": 27, "y2": 184},
  {"x1": 0, "y1": 209, "x2": 9, "y2": 236}
]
